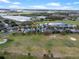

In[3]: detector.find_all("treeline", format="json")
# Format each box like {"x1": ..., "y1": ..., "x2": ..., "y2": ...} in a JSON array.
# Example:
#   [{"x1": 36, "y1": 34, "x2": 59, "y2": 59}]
[{"x1": 20, "y1": 13, "x2": 51, "y2": 16}]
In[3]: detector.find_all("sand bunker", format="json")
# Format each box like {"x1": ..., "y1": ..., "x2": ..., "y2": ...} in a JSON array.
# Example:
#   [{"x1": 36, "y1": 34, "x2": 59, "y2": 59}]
[
  {"x1": 0, "y1": 39, "x2": 8, "y2": 45},
  {"x1": 70, "y1": 37, "x2": 77, "y2": 41}
]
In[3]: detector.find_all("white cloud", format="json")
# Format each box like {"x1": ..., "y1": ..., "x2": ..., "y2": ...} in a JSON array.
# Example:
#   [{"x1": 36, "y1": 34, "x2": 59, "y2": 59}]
[
  {"x1": 29, "y1": 5, "x2": 48, "y2": 9},
  {"x1": 8, "y1": 5, "x2": 23, "y2": 9},
  {"x1": 54, "y1": 6, "x2": 72, "y2": 10},
  {"x1": 7, "y1": 1, "x2": 79, "y2": 10},
  {"x1": 0, "y1": 0, "x2": 10, "y2": 3},
  {"x1": 66, "y1": 2, "x2": 79, "y2": 5},
  {"x1": 73, "y1": 2, "x2": 79, "y2": 4},
  {"x1": 47, "y1": 2, "x2": 61, "y2": 6},
  {"x1": 28, "y1": 4, "x2": 78, "y2": 10},
  {"x1": 13, "y1": 2, "x2": 21, "y2": 5},
  {"x1": 46, "y1": 2, "x2": 79, "y2": 10}
]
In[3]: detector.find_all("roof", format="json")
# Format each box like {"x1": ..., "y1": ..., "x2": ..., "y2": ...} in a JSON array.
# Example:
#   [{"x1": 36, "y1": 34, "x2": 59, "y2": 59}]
[
  {"x1": 43, "y1": 22, "x2": 75, "y2": 27},
  {"x1": 37, "y1": 16, "x2": 46, "y2": 18},
  {"x1": 48, "y1": 22, "x2": 65, "y2": 26}
]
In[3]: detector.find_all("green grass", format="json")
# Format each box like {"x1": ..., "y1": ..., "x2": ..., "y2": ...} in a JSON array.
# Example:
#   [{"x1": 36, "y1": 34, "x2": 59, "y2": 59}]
[
  {"x1": 0, "y1": 33, "x2": 79, "y2": 58},
  {"x1": 5, "y1": 55, "x2": 37, "y2": 59},
  {"x1": 0, "y1": 39, "x2": 13, "y2": 49},
  {"x1": 36, "y1": 20, "x2": 79, "y2": 25}
]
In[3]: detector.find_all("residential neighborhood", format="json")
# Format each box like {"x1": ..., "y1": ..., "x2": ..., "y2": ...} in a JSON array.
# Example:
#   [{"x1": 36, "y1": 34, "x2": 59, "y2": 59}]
[
  {"x1": 0, "y1": 10, "x2": 79, "y2": 35},
  {"x1": 0, "y1": 3, "x2": 79, "y2": 59}
]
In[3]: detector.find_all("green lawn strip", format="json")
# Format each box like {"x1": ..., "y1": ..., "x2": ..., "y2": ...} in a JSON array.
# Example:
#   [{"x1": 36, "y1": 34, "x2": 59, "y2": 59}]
[
  {"x1": 4, "y1": 54, "x2": 37, "y2": 59},
  {"x1": 0, "y1": 34, "x2": 79, "y2": 58},
  {"x1": 36, "y1": 20, "x2": 79, "y2": 25}
]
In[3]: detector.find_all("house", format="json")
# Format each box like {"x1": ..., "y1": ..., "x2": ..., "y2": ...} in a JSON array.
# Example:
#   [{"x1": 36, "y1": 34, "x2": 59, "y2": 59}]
[
  {"x1": 47, "y1": 22, "x2": 76, "y2": 28},
  {"x1": 70, "y1": 29, "x2": 79, "y2": 33},
  {"x1": 38, "y1": 22, "x2": 77, "y2": 33}
]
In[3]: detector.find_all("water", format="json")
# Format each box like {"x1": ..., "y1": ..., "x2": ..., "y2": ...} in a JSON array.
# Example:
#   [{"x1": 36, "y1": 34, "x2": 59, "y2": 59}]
[{"x1": 1, "y1": 15, "x2": 32, "y2": 22}]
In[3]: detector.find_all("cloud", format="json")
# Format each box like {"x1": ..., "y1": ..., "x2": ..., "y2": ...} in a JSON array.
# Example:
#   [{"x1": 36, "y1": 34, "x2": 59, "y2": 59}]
[
  {"x1": 46, "y1": 2, "x2": 73, "y2": 10},
  {"x1": 73, "y1": 2, "x2": 79, "y2": 4},
  {"x1": 53, "y1": 6, "x2": 72, "y2": 10},
  {"x1": 29, "y1": 5, "x2": 48, "y2": 9},
  {"x1": 28, "y1": 2, "x2": 78, "y2": 10},
  {"x1": 47, "y1": 2, "x2": 61, "y2": 6},
  {"x1": 29, "y1": 2, "x2": 62, "y2": 9},
  {"x1": 0, "y1": 0, "x2": 10, "y2": 3},
  {"x1": 13, "y1": 2, "x2": 21, "y2": 5},
  {"x1": 28, "y1": 5, "x2": 73, "y2": 10},
  {"x1": 7, "y1": 1, "x2": 79, "y2": 10},
  {"x1": 8, "y1": 5, "x2": 23, "y2": 9},
  {"x1": 66, "y1": 2, "x2": 79, "y2": 5}
]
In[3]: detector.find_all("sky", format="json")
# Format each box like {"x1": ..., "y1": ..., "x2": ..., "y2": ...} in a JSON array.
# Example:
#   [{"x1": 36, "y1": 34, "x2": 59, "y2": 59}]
[{"x1": 0, "y1": 0, "x2": 79, "y2": 10}]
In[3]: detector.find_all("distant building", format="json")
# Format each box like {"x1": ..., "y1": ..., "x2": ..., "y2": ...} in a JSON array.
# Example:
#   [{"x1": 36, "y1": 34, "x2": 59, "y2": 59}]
[{"x1": 0, "y1": 9, "x2": 10, "y2": 13}]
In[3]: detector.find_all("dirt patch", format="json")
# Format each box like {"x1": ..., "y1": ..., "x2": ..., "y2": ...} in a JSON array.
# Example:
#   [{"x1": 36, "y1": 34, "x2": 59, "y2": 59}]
[{"x1": 48, "y1": 35, "x2": 57, "y2": 40}]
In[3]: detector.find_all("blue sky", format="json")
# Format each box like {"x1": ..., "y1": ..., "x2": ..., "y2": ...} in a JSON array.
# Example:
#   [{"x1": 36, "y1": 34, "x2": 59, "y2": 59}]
[{"x1": 0, "y1": 0, "x2": 79, "y2": 10}]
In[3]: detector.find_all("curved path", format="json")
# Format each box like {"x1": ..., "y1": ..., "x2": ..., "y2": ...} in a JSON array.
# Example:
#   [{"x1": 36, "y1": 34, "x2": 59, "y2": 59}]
[
  {"x1": 0, "y1": 39, "x2": 8, "y2": 45},
  {"x1": 0, "y1": 31, "x2": 10, "y2": 45}
]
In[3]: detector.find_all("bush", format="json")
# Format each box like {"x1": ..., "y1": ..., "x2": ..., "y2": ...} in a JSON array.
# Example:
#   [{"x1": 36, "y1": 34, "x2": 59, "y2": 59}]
[
  {"x1": 3, "y1": 51, "x2": 10, "y2": 55},
  {"x1": 12, "y1": 32, "x2": 17, "y2": 36},
  {"x1": 21, "y1": 33, "x2": 26, "y2": 35},
  {"x1": 0, "y1": 56, "x2": 5, "y2": 59}
]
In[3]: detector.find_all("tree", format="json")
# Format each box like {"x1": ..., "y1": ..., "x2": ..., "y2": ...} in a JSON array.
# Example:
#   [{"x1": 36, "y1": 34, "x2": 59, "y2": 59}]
[
  {"x1": 31, "y1": 16, "x2": 38, "y2": 21},
  {"x1": 4, "y1": 19, "x2": 10, "y2": 24},
  {"x1": 10, "y1": 21, "x2": 18, "y2": 27},
  {"x1": 43, "y1": 54, "x2": 50, "y2": 59},
  {"x1": 0, "y1": 56, "x2": 5, "y2": 59}
]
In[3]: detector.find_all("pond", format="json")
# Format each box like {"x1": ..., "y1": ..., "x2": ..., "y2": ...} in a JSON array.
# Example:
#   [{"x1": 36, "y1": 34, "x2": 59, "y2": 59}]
[{"x1": 1, "y1": 16, "x2": 32, "y2": 22}]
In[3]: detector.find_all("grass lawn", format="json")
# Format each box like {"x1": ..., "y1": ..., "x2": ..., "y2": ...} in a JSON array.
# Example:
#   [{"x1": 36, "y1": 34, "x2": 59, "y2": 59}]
[
  {"x1": 0, "y1": 33, "x2": 79, "y2": 59},
  {"x1": 4, "y1": 54, "x2": 37, "y2": 59},
  {"x1": 1, "y1": 12, "x2": 33, "y2": 15},
  {"x1": 36, "y1": 20, "x2": 79, "y2": 25}
]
